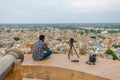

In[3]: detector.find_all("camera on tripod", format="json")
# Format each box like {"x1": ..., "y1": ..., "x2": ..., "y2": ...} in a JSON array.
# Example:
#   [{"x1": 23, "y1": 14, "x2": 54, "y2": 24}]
[
  {"x1": 70, "y1": 38, "x2": 74, "y2": 46},
  {"x1": 68, "y1": 38, "x2": 80, "y2": 60}
]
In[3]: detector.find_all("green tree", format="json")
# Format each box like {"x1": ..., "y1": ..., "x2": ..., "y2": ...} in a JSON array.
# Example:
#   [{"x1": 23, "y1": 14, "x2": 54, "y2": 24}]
[
  {"x1": 79, "y1": 32, "x2": 84, "y2": 35},
  {"x1": 14, "y1": 36, "x2": 20, "y2": 41},
  {"x1": 105, "y1": 49, "x2": 118, "y2": 60},
  {"x1": 112, "y1": 44, "x2": 120, "y2": 48},
  {"x1": 90, "y1": 36, "x2": 96, "y2": 39},
  {"x1": 98, "y1": 35, "x2": 106, "y2": 39},
  {"x1": 56, "y1": 38, "x2": 62, "y2": 42}
]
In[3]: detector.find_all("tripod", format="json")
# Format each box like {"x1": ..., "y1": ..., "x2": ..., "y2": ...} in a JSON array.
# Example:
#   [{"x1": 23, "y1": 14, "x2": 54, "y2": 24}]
[{"x1": 68, "y1": 38, "x2": 80, "y2": 60}]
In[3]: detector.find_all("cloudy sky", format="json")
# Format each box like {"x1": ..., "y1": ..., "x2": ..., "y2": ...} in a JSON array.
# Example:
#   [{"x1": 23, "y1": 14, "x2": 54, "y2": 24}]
[{"x1": 0, "y1": 0, "x2": 120, "y2": 23}]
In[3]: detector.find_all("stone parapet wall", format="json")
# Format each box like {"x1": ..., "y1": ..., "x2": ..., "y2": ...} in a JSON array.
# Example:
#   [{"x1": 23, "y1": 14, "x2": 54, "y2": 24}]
[{"x1": 22, "y1": 66, "x2": 109, "y2": 80}]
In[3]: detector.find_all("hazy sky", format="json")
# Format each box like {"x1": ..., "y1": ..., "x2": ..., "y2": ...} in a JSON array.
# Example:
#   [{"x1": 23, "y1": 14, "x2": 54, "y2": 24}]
[{"x1": 0, "y1": 0, "x2": 120, "y2": 23}]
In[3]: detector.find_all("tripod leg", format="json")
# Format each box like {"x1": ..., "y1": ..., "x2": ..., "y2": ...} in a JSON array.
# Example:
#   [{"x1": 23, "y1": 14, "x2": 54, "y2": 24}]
[
  {"x1": 71, "y1": 47, "x2": 73, "y2": 56},
  {"x1": 73, "y1": 45, "x2": 80, "y2": 58},
  {"x1": 68, "y1": 47, "x2": 72, "y2": 59}
]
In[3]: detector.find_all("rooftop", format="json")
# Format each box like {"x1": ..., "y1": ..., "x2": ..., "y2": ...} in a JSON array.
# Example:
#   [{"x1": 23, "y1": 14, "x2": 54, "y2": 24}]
[{"x1": 22, "y1": 54, "x2": 120, "y2": 80}]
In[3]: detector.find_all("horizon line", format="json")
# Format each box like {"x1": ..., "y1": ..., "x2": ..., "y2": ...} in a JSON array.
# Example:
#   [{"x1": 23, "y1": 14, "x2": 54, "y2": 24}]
[{"x1": 0, "y1": 22, "x2": 120, "y2": 24}]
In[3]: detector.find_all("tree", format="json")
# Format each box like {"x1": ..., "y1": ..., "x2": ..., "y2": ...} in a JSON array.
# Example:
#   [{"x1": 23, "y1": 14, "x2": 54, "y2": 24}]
[
  {"x1": 90, "y1": 36, "x2": 96, "y2": 39},
  {"x1": 112, "y1": 44, "x2": 120, "y2": 48},
  {"x1": 56, "y1": 38, "x2": 62, "y2": 42},
  {"x1": 14, "y1": 36, "x2": 20, "y2": 41},
  {"x1": 79, "y1": 32, "x2": 84, "y2": 35},
  {"x1": 98, "y1": 35, "x2": 106, "y2": 39},
  {"x1": 105, "y1": 49, "x2": 118, "y2": 60}
]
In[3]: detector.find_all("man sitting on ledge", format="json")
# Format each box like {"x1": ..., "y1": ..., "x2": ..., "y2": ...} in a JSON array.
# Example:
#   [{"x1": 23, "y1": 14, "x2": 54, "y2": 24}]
[{"x1": 32, "y1": 35, "x2": 52, "y2": 61}]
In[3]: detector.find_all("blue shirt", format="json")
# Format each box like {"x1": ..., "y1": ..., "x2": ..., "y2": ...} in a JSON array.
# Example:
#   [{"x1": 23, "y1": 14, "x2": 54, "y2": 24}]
[{"x1": 32, "y1": 40, "x2": 49, "y2": 60}]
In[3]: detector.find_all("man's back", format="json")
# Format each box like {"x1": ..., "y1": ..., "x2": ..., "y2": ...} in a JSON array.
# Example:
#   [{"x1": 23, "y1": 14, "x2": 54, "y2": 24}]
[{"x1": 32, "y1": 40, "x2": 45, "y2": 60}]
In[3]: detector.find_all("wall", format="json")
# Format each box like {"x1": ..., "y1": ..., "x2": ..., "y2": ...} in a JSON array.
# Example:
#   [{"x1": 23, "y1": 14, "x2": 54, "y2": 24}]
[
  {"x1": 22, "y1": 66, "x2": 109, "y2": 80},
  {"x1": 4, "y1": 60, "x2": 22, "y2": 80}
]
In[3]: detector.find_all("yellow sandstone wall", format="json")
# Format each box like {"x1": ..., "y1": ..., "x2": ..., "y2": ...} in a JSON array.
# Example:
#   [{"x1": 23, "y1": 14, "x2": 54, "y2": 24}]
[
  {"x1": 4, "y1": 60, "x2": 22, "y2": 80},
  {"x1": 22, "y1": 66, "x2": 109, "y2": 80},
  {"x1": 3, "y1": 61, "x2": 109, "y2": 80}
]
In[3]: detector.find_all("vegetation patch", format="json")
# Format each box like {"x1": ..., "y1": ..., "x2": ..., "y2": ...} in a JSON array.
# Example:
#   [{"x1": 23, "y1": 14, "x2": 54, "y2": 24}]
[
  {"x1": 112, "y1": 44, "x2": 120, "y2": 48},
  {"x1": 97, "y1": 35, "x2": 106, "y2": 39},
  {"x1": 56, "y1": 38, "x2": 62, "y2": 42},
  {"x1": 52, "y1": 51, "x2": 59, "y2": 54},
  {"x1": 105, "y1": 48, "x2": 118, "y2": 60},
  {"x1": 90, "y1": 36, "x2": 96, "y2": 39},
  {"x1": 13, "y1": 36, "x2": 20, "y2": 41}
]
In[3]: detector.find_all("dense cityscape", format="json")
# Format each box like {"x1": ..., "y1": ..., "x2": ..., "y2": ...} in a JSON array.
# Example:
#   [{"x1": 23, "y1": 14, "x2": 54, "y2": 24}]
[{"x1": 0, "y1": 23, "x2": 120, "y2": 60}]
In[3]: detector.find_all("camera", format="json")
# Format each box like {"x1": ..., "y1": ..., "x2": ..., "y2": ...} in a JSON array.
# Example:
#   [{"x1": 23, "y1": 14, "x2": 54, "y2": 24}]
[{"x1": 69, "y1": 38, "x2": 74, "y2": 46}]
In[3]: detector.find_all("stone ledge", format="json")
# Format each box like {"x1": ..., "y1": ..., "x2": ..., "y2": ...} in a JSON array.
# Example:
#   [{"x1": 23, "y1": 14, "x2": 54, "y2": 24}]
[
  {"x1": 23, "y1": 78, "x2": 44, "y2": 80},
  {"x1": 22, "y1": 54, "x2": 120, "y2": 80}
]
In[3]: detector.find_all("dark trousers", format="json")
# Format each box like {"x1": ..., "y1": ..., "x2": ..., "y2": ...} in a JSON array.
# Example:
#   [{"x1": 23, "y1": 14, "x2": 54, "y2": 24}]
[{"x1": 43, "y1": 50, "x2": 52, "y2": 59}]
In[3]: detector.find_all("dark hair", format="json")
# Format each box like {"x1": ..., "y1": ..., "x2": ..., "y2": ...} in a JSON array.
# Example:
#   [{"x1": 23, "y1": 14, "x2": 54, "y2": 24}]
[{"x1": 39, "y1": 35, "x2": 45, "y2": 40}]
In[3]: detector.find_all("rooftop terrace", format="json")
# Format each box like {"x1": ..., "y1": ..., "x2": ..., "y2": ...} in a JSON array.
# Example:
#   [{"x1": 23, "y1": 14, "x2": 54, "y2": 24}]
[{"x1": 22, "y1": 54, "x2": 120, "y2": 80}]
